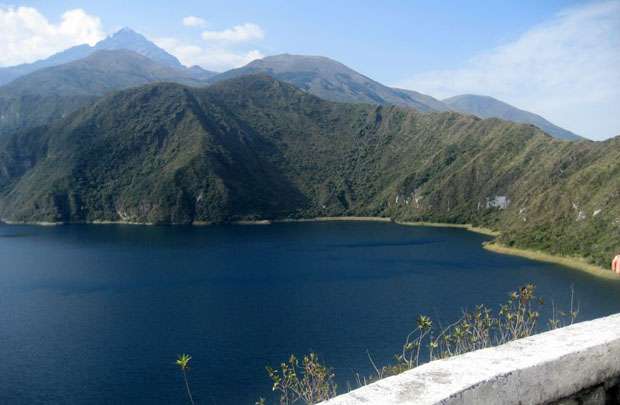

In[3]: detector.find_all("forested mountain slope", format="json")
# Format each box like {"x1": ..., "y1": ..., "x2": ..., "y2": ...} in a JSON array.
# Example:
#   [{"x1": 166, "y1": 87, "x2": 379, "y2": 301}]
[{"x1": 0, "y1": 50, "x2": 210, "y2": 136}]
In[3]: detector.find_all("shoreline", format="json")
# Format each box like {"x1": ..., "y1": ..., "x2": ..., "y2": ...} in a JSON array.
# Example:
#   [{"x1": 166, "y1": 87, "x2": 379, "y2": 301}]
[
  {"x1": 393, "y1": 220, "x2": 499, "y2": 237},
  {"x1": 0, "y1": 219, "x2": 64, "y2": 226},
  {"x1": 0, "y1": 216, "x2": 497, "y2": 238},
  {"x1": 231, "y1": 219, "x2": 272, "y2": 225},
  {"x1": 273, "y1": 216, "x2": 499, "y2": 238},
  {"x1": 92, "y1": 219, "x2": 156, "y2": 226},
  {"x1": 2, "y1": 216, "x2": 617, "y2": 280},
  {"x1": 483, "y1": 242, "x2": 619, "y2": 281},
  {"x1": 274, "y1": 216, "x2": 392, "y2": 224}
]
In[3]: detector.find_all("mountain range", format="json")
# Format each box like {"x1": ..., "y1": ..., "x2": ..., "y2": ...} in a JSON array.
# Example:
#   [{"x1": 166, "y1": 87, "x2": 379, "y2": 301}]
[
  {"x1": 0, "y1": 28, "x2": 615, "y2": 269},
  {"x1": 207, "y1": 54, "x2": 583, "y2": 141},
  {"x1": 0, "y1": 30, "x2": 582, "y2": 140}
]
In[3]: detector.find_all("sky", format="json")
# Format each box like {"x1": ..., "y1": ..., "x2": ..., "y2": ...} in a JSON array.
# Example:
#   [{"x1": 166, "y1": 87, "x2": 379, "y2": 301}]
[{"x1": 0, "y1": 0, "x2": 619, "y2": 140}]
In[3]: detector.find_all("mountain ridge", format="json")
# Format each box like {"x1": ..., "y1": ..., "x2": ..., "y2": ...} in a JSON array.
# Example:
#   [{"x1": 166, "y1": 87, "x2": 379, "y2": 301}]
[
  {"x1": 209, "y1": 53, "x2": 447, "y2": 112},
  {"x1": 443, "y1": 94, "x2": 584, "y2": 141},
  {"x1": 0, "y1": 35, "x2": 586, "y2": 141},
  {"x1": 210, "y1": 54, "x2": 584, "y2": 140},
  {"x1": 0, "y1": 28, "x2": 216, "y2": 86},
  {"x1": 0, "y1": 49, "x2": 212, "y2": 136}
]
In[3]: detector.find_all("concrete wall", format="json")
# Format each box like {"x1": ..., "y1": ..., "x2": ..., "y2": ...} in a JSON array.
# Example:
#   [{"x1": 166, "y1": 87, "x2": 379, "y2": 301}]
[{"x1": 322, "y1": 313, "x2": 620, "y2": 405}]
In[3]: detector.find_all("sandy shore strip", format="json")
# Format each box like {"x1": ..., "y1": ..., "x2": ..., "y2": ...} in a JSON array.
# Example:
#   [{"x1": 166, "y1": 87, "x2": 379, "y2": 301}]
[
  {"x1": 274, "y1": 216, "x2": 392, "y2": 223},
  {"x1": 1, "y1": 219, "x2": 64, "y2": 226},
  {"x1": 232, "y1": 220, "x2": 273, "y2": 225},
  {"x1": 483, "y1": 242, "x2": 620, "y2": 281},
  {"x1": 91, "y1": 220, "x2": 156, "y2": 225}
]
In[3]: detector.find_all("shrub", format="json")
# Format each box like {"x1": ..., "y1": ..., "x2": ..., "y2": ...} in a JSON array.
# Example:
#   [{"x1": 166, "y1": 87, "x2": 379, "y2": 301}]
[{"x1": 263, "y1": 353, "x2": 337, "y2": 405}]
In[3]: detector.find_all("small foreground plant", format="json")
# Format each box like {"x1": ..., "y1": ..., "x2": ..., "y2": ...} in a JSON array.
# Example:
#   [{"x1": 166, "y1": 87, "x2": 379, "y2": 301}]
[
  {"x1": 264, "y1": 353, "x2": 337, "y2": 405},
  {"x1": 176, "y1": 353, "x2": 196, "y2": 405}
]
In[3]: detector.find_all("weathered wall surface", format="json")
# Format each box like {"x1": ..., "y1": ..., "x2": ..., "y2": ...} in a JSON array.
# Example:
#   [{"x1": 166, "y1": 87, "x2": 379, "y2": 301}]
[
  {"x1": 321, "y1": 313, "x2": 620, "y2": 405},
  {"x1": 551, "y1": 377, "x2": 619, "y2": 404}
]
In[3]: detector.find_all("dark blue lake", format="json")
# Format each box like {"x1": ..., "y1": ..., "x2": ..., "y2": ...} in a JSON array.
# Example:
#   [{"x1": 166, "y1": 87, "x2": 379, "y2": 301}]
[{"x1": 1, "y1": 221, "x2": 619, "y2": 404}]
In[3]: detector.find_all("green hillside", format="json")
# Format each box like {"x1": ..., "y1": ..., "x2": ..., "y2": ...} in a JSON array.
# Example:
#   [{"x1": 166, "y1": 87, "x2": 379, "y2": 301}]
[{"x1": 0, "y1": 75, "x2": 618, "y2": 267}]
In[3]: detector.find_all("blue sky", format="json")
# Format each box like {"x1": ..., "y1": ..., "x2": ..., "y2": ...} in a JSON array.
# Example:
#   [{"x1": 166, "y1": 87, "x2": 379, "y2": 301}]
[
  {"x1": 1, "y1": 1, "x2": 619, "y2": 139},
  {"x1": 22, "y1": 0, "x2": 583, "y2": 81}
]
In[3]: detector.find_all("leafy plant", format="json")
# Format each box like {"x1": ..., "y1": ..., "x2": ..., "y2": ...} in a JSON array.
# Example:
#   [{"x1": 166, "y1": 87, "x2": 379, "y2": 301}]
[
  {"x1": 176, "y1": 353, "x2": 195, "y2": 405},
  {"x1": 265, "y1": 353, "x2": 337, "y2": 405}
]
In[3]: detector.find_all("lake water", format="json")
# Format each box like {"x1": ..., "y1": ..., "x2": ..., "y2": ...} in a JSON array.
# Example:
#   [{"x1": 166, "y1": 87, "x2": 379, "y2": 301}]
[{"x1": 1, "y1": 222, "x2": 619, "y2": 404}]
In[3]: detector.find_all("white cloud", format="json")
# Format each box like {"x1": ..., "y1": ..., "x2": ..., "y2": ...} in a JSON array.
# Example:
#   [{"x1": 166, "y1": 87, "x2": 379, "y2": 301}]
[
  {"x1": 0, "y1": 6, "x2": 105, "y2": 66},
  {"x1": 156, "y1": 20, "x2": 266, "y2": 71},
  {"x1": 397, "y1": 1, "x2": 620, "y2": 140},
  {"x1": 155, "y1": 37, "x2": 264, "y2": 71},
  {"x1": 201, "y1": 23, "x2": 264, "y2": 43},
  {"x1": 182, "y1": 16, "x2": 206, "y2": 28}
]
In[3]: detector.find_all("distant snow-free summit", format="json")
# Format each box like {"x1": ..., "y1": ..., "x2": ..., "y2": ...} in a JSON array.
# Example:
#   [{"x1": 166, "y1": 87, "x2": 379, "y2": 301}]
[
  {"x1": 0, "y1": 28, "x2": 215, "y2": 86},
  {"x1": 443, "y1": 94, "x2": 583, "y2": 141},
  {"x1": 209, "y1": 54, "x2": 449, "y2": 113}
]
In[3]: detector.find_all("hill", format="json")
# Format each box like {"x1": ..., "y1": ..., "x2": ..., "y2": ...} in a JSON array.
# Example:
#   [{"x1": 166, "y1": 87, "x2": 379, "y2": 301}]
[
  {"x1": 0, "y1": 50, "x2": 211, "y2": 135},
  {"x1": 209, "y1": 54, "x2": 446, "y2": 112},
  {"x1": 0, "y1": 75, "x2": 617, "y2": 268},
  {"x1": 443, "y1": 94, "x2": 584, "y2": 141}
]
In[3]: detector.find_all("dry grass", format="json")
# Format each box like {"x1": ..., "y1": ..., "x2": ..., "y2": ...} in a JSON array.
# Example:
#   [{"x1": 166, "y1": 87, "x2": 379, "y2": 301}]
[{"x1": 484, "y1": 242, "x2": 620, "y2": 281}]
